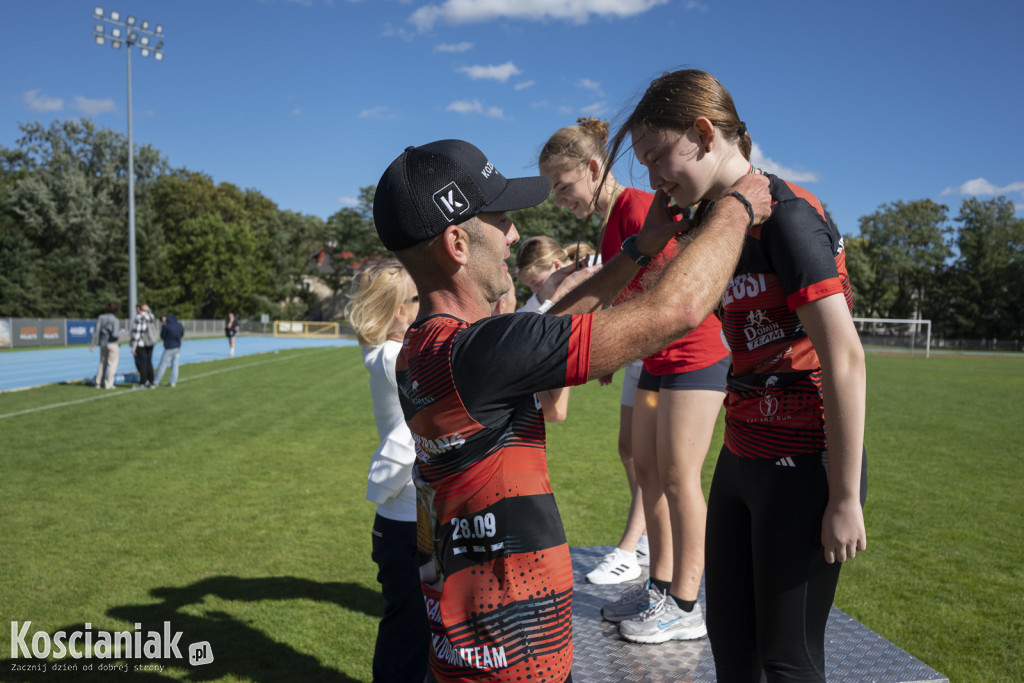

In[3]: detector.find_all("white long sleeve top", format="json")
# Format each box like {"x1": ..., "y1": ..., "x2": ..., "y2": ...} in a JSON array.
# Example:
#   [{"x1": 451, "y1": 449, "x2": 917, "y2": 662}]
[{"x1": 362, "y1": 341, "x2": 417, "y2": 522}]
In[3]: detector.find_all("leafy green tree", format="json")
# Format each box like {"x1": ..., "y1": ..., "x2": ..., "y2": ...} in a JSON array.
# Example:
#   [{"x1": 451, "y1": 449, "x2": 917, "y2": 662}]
[
  {"x1": 856, "y1": 200, "x2": 952, "y2": 320},
  {"x1": 162, "y1": 214, "x2": 261, "y2": 318},
  {"x1": 939, "y1": 196, "x2": 1024, "y2": 340},
  {"x1": 322, "y1": 186, "x2": 389, "y2": 294},
  {"x1": 149, "y1": 170, "x2": 329, "y2": 320},
  {"x1": 0, "y1": 146, "x2": 42, "y2": 316},
  {"x1": 0, "y1": 120, "x2": 167, "y2": 317},
  {"x1": 510, "y1": 196, "x2": 597, "y2": 248},
  {"x1": 843, "y1": 235, "x2": 878, "y2": 317}
]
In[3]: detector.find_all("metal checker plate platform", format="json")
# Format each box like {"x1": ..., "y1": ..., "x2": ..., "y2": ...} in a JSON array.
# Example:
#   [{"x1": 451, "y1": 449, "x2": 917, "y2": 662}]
[{"x1": 570, "y1": 546, "x2": 947, "y2": 683}]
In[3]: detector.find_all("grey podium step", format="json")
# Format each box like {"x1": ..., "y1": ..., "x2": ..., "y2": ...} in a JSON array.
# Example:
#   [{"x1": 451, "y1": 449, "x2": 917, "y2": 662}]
[{"x1": 570, "y1": 546, "x2": 947, "y2": 683}]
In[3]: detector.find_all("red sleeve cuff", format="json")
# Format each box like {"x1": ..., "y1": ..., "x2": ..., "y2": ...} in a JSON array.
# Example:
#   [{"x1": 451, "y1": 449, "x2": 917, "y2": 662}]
[
  {"x1": 786, "y1": 278, "x2": 843, "y2": 311},
  {"x1": 565, "y1": 314, "x2": 593, "y2": 385}
]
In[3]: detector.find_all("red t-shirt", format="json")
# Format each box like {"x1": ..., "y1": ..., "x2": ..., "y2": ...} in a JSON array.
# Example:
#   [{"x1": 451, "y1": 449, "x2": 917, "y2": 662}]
[{"x1": 599, "y1": 187, "x2": 729, "y2": 375}]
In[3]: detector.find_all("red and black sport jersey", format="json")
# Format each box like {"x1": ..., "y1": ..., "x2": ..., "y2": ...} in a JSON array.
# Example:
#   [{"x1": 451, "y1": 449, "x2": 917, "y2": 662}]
[
  {"x1": 721, "y1": 175, "x2": 854, "y2": 459},
  {"x1": 397, "y1": 311, "x2": 593, "y2": 683},
  {"x1": 599, "y1": 187, "x2": 728, "y2": 374}
]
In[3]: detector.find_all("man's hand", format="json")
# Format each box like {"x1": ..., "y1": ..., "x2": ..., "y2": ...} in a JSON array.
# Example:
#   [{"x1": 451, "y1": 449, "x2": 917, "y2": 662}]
[{"x1": 724, "y1": 173, "x2": 772, "y2": 226}]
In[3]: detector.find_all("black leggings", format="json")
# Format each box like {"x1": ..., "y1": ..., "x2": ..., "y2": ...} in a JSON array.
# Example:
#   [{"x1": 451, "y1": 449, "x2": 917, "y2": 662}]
[{"x1": 705, "y1": 446, "x2": 867, "y2": 683}]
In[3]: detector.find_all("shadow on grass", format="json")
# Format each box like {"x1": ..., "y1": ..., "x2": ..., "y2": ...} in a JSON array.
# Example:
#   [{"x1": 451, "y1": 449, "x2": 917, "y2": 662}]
[{"x1": 1, "y1": 575, "x2": 379, "y2": 683}]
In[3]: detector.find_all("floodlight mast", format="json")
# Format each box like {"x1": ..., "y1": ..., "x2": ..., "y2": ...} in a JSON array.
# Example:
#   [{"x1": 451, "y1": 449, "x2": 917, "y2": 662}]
[{"x1": 92, "y1": 7, "x2": 165, "y2": 327}]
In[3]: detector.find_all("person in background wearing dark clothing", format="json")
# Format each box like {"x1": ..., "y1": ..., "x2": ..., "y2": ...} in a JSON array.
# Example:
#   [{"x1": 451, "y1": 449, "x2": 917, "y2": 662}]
[
  {"x1": 89, "y1": 301, "x2": 121, "y2": 390},
  {"x1": 226, "y1": 312, "x2": 239, "y2": 356},
  {"x1": 131, "y1": 303, "x2": 157, "y2": 388},
  {"x1": 153, "y1": 314, "x2": 185, "y2": 388}
]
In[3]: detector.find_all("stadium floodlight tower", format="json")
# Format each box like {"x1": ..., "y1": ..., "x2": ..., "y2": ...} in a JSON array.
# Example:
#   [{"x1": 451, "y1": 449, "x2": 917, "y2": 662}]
[{"x1": 92, "y1": 7, "x2": 165, "y2": 326}]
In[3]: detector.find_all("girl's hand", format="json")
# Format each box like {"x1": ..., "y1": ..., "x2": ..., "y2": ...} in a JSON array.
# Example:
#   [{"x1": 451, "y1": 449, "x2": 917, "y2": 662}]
[
  {"x1": 539, "y1": 262, "x2": 601, "y2": 304},
  {"x1": 635, "y1": 189, "x2": 687, "y2": 256},
  {"x1": 821, "y1": 496, "x2": 866, "y2": 564}
]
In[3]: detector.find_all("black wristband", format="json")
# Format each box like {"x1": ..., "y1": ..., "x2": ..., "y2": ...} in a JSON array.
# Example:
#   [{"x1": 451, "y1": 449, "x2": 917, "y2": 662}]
[
  {"x1": 724, "y1": 191, "x2": 755, "y2": 230},
  {"x1": 621, "y1": 235, "x2": 653, "y2": 267}
]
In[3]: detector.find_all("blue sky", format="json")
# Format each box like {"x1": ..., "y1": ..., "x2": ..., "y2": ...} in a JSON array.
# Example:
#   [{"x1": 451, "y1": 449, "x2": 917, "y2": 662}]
[{"x1": 3, "y1": 0, "x2": 1022, "y2": 238}]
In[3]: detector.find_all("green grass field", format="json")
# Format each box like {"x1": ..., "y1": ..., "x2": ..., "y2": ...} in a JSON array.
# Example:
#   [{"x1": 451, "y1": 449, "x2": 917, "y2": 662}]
[{"x1": 1, "y1": 347, "x2": 1021, "y2": 682}]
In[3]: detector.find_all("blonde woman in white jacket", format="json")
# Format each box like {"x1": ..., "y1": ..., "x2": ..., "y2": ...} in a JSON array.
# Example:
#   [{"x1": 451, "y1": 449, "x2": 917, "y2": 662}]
[{"x1": 345, "y1": 258, "x2": 427, "y2": 683}]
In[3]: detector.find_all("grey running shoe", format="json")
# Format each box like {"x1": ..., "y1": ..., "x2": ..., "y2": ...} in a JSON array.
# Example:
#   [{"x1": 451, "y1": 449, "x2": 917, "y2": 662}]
[
  {"x1": 600, "y1": 581, "x2": 663, "y2": 623},
  {"x1": 619, "y1": 595, "x2": 707, "y2": 644}
]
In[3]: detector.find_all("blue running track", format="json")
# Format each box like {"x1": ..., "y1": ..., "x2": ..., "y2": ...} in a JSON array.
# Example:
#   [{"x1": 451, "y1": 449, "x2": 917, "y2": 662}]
[{"x1": 0, "y1": 336, "x2": 357, "y2": 393}]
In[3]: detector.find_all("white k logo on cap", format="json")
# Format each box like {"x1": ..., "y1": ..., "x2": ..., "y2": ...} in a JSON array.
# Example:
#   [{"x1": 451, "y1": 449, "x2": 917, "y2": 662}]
[{"x1": 433, "y1": 181, "x2": 471, "y2": 222}]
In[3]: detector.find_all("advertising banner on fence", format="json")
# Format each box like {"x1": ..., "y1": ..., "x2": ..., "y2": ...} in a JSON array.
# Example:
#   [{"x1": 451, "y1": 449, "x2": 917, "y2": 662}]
[
  {"x1": 66, "y1": 320, "x2": 97, "y2": 346},
  {"x1": 11, "y1": 319, "x2": 65, "y2": 348},
  {"x1": 0, "y1": 319, "x2": 10, "y2": 348}
]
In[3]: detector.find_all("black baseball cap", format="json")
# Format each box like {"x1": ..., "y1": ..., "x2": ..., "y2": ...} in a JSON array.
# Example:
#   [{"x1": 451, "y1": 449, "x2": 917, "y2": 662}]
[{"x1": 373, "y1": 139, "x2": 551, "y2": 252}]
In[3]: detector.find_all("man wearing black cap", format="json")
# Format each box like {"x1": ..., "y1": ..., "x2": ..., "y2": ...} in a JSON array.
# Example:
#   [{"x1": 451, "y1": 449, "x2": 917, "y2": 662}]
[{"x1": 373, "y1": 139, "x2": 770, "y2": 683}]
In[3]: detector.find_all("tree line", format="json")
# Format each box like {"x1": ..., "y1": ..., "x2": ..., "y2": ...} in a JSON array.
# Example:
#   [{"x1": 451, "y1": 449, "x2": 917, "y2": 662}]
[{"x1": 1, "y1": 119, "x2": 1021, "y2": 343}]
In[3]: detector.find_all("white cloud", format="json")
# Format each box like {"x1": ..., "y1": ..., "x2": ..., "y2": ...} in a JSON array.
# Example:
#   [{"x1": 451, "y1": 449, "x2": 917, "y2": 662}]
[
  {"x1": 448, "y1": 99, "x2": 483, "y2": 114},
  {"x1": 579, "y1": 101, "x2": 608, "y2": 115},
  {"x1": 557, "y1": 105, "x2": 573, "y2": 115},
  {"x1": 359, "y1": 106, "x2": 395, "y2": 119},
  {"x1": 750, "y1": 143, "x2": 819, "y2": 183},
  {"x1": 577, "y1": 78, "x2": 604, "y2": 96},
  {"x1": 381, "y1": 23, "x2": 415, "y2": 40},
  {"x1": 73, "y1": 96, "x2": 116, "y2": 116},
  {"x1": 515, "y1": 80, "x2": 535, "y2": 91},
  {"x1": 437, "y1": 41, "x2": 473, "y2": 52},
  {"x1": 684, "y1": 1, "x2": 709, "y2": 11},
  {"x1": 411, "y1": 0, "x2": 671, "y2": 31},
  {"x1": 337, "y1": 196, "x2": 359, "y2": 206},
  {"x1": 942, "y1": 178, "x2": 1024, "y2": 197},
  {"x1": 458, "y1": 62, "x2": 521, "y2": 82},
  {"x1": 292, "y1": 108, "x2": 302, "y2": 115},
  {"x1": 446, "y1": 100, "x2": 504, "y2": 118},
  {"x1": 23, "y1": 89, "x2": 63, "y2": 112}
]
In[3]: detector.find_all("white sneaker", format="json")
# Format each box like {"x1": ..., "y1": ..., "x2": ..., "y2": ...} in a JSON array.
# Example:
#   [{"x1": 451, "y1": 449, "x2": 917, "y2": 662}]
[
  {"x1": 586, "y1": 548, "x2": 642, "y2": 585},
  {"x1": 635, "y1": 536, "x2": 650, "y2": 567},
  {"x1": 619, "y1": 596, "x2": 707, "y2": 644}
]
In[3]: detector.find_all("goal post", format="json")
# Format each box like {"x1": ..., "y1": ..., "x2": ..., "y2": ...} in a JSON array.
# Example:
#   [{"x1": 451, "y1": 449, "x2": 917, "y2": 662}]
[
  {"x1": 853, "y1": 317, "x2": 931, "y2": 357},
  {"x1": 273, "y1": 321, "x2": 339, "y2": 338}
]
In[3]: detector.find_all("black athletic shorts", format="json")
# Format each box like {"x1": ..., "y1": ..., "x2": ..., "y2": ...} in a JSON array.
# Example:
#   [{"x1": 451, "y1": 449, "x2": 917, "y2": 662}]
[{"x1": 636, "y1": 356, "x2": 729, "y2": 393}]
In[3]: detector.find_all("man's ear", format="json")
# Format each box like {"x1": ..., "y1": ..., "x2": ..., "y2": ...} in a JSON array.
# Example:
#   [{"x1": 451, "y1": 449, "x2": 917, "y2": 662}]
[{"x1": 441, "y1": 224, "x2": 472, "y2": 266}]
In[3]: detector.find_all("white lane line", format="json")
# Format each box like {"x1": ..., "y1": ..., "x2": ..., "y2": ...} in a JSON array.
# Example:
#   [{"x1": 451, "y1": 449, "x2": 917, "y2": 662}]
[{"x1": 0, "y1": 349, "x2": 332, "y2": 420}]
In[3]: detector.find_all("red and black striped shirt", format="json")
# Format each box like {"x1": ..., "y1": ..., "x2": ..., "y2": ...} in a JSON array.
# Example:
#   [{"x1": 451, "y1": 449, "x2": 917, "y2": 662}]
[
  {"x1": 398, "y1": 311, "x2": 592, "y2": 682},
  {"x1": 721, "y1": 175, "x2": 853, "y2": 459}
]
